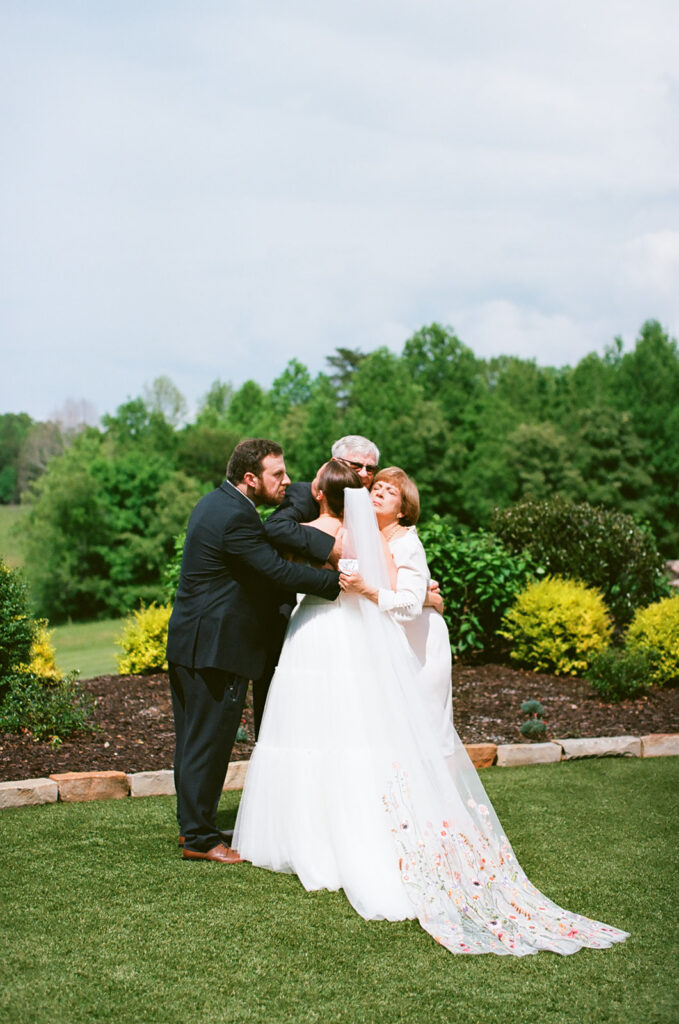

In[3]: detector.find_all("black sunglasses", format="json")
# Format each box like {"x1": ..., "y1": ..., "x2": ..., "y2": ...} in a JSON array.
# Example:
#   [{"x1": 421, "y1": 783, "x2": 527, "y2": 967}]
[{"x1": 338, "y1": 457, "x2": 378, "y2": 474}]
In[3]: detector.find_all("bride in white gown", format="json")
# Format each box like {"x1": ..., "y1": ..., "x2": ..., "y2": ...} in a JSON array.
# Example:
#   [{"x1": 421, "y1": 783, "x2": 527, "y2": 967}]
[{"x1": 234, "y1": 477, "x2": 629, "y2": 957}]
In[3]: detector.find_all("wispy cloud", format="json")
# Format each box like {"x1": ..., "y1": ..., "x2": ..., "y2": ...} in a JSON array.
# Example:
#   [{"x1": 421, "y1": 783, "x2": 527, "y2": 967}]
[{"x1": 1, "y1": 1, "x2": 677, "y2": 419}]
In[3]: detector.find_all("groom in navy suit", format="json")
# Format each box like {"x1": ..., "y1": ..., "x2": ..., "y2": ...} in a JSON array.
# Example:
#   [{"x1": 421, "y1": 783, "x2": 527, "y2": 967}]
[{"x1": 166, "y1": 438, "x2": 340, "y2": 863}]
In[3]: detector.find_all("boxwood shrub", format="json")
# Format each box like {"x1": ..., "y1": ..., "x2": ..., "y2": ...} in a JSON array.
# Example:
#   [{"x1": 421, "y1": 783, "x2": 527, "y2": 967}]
[{"x1": 491, "y1": 497, "x2": 669, "y2": 626}]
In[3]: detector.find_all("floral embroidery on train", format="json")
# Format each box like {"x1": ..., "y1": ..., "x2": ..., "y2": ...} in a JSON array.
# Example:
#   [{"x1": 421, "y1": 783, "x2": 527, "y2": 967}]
[{"x1": 383, "y1": 764, "x2": 629, "y2": 956}]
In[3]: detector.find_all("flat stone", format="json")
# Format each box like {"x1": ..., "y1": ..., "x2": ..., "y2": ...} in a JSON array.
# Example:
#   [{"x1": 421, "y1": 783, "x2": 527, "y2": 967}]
[
  {"x1": 128, "y1": 770, "x2": 176, "y2": 797},
  {"x1": 496, "y1": 742, "x2": 562, "y2": 767},
  {"x1": 557, "y1": 736, "x2": 641, "y2": 760},
  {"x1": 0, "y1": 777, "x2": 59, "y2": 809},
  {"x1": 640, "y1": 733, "x2": 679, "y2": 758},
  {"x1": 50, "y1": 770, "x2": 130, "y2": 802},
  {"x1": 223, "y1": 760, "x2": 248, "y2": 791},
  {"x1": 464, "y1": 743, "x2": 497, "y2": 769}
]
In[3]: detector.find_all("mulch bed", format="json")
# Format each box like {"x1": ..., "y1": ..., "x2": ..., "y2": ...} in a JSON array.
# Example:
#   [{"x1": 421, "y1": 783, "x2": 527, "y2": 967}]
[{"x1": 1, "y1": 665, "x2": 678, "y2": 783}]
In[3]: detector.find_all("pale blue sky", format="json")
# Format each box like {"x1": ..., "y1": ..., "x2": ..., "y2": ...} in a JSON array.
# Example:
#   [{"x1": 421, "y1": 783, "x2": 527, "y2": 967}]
[{"x1": 2, "y1": 1, "x2": 678, "y2": 421}]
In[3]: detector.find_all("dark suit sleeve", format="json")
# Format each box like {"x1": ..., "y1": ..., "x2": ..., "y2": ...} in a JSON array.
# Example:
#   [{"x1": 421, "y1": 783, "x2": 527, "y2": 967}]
[
  {"x1": 264, "y1": 482, "x2": 334, "y2": 564},
  {"x1": 225, "y1": 506, "x2": 340, "y2": 599}
]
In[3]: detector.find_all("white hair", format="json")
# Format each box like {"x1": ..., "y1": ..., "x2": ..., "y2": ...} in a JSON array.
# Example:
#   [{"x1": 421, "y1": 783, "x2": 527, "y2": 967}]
[{"x1": 331, "y1": 435, "x2": 380, "y2": 464}]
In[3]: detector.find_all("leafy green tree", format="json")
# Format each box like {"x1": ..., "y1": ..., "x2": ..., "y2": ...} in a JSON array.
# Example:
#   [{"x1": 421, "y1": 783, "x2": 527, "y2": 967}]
[
  {"x1": 0, "y1": 413, "x2": 33, "y2": 503},
  {"x1": 16, "y1": 420, "x2": 67, "y2": 497},
  {"x1": 195, "y1": 379, "x2": 234, "y2": 426},
  {"x1": 224, "y1": 381, "x2": 276, "y2": 437},
  {"x1": 341, "y1": 347, "x2": 457, "y2": 519},
  {"x1": 326, "y1": 348, "x2": 365, "y2": 409},
  {"x1": 101, "y1": 397, "x2": 176, "y2": 455},
  {"x1": 23, "y1": 435, "x2": 202, "y2": 620},
  {"x1": 402, "y1": 324, "x2": 481, "y2": 431},
  {"x1": 142, "y1": 376, "x2": 188, "y2": 428},
  {"x1": 505, "y1": 422, "x2": 583, "y2": 502},
  {"x1": 270, "y1": 359, "x2": 312, "y2": 415},
  {"x1": 23, "y1": 436, "x2": 111, "y2": 620},
  {"x1": 176, "y1": 425, "x2": 241, "y2": 487},
  {"x1": 571, "y1": 407, "x2": 653, "y2": 517},
  {"x1": 282, "y1": 373, "x2": 344, "y2": 480},
  {"x1": 611, "y1": 320, "x2": 679, "y2": 554}
]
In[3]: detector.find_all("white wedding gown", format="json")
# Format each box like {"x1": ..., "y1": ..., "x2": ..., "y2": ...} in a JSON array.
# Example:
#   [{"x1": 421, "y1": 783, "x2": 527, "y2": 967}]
[{"x1": 234, "y1": 490, "x2": 629, "y2": 956}]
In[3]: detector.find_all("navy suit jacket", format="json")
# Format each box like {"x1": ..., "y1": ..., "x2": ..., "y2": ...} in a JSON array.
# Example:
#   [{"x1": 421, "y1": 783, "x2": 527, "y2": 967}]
[
  {"x1": 263, "y1": 481, "x2": 319, "y2": 551},
  {"x1": 166, "y1": 481, "x2": 339, "y2": 679}
]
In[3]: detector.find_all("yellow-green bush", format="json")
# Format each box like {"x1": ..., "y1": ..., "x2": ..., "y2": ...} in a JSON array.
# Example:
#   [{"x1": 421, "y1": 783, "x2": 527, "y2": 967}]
[
  {"x1": 116, "y1": 603, "x2": 172, "y2": 675},
  {"x1": 499, "y1": 576, "x2": 613, "y2": 675},
  {"x1": 25, "y1": 620, "x2": 60, "y2": 679},
  {"x1": 626, "y1": 593, "x2": 679, "y2": 685}
]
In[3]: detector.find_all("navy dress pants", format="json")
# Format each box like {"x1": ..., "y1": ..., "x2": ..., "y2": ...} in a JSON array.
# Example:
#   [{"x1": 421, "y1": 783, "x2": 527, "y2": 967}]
[{"x1": 169, "y1": 662, "x2": 248, "y2": 853}]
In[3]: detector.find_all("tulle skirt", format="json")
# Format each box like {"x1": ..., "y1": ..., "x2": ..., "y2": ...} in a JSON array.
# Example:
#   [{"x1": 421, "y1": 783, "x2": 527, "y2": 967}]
[{"x1": 234, "y1": 594, "x2": 629, "y2": 956}]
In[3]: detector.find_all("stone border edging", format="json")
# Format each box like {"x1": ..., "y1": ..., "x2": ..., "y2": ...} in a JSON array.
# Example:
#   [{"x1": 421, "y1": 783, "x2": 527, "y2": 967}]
[{"x1": 1, "y1": 733, "x2": 678, "y2": 810}]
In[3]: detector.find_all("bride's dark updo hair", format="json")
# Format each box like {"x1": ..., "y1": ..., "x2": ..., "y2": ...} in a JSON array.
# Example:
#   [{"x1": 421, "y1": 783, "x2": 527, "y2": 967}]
[{"x1": 317, "y1": 460, "x2": 362, "y2": 516}]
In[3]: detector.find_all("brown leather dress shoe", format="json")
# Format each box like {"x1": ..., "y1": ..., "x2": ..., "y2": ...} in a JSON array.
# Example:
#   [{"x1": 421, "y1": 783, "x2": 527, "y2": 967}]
[{"x1": 182, "y1": 842, "x2": 243, "y2": 863}]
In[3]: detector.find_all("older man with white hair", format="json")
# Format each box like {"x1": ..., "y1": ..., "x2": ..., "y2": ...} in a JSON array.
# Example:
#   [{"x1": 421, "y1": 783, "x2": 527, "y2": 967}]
[
  {"x1": 330, "y1": 435, "x2": 380, "y2": 486},
  {"x1": 262, "y1": 435, "x2": 378, "y2": 567}
]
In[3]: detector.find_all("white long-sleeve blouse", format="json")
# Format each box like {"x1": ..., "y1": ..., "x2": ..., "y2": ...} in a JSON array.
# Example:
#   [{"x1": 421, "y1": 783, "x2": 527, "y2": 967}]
[{"x1": 377, "y1": 527, "x2": 429, "y2": 623}]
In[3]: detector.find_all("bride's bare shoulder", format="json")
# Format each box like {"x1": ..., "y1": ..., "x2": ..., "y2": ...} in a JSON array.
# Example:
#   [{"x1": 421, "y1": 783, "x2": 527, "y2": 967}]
[{"x1": 302, "y1": 513, "x2": 341, "y2": 537}]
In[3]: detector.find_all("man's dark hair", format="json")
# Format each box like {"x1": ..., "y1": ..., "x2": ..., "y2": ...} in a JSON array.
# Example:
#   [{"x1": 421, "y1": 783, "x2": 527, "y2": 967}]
[
  {"x1": 226, "y1": 439, "x2": 283, "y2": 484},
  {"x1": 317, "y1": 460, "x2": 362, "y2": 516}
]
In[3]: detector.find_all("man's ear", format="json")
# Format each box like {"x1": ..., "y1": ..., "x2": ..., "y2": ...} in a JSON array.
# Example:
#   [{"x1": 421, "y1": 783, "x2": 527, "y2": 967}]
[{"x1": 242, "y1": 470, "x2": 259, "y2": 489}]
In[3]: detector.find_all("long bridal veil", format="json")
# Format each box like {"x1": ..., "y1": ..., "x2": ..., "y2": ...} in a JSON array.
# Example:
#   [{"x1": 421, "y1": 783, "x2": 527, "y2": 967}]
[
  {"x1": 339, "y1": 488, "x2": 628, "y2": 955},
  {"x1": 235, "y1": 488, "x2": 628, "y2": 956}
]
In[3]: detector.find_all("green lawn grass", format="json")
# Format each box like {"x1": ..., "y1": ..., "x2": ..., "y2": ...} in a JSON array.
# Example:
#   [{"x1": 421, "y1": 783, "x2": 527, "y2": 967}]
[
  {"x1": 0, "y1": 503, "x2": 29, "y2": 568},
  {"x1": 1, "y1": 757, "x2": 677, "y2": 1024},
  {"x1": 51, "y1": 618, "x2": 126, "y2": 678}
]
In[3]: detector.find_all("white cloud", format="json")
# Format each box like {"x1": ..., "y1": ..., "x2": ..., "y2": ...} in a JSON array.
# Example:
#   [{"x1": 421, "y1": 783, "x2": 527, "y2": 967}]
[
  {"x1": 453, "y1": 301, "x2": 606, "y2": 367},
  {"x1": 623, "y1": 230, "x2": 679, "y2": 296},
  {"x1": 1, "y1": 1, "x2": 678, "y2": 419}
]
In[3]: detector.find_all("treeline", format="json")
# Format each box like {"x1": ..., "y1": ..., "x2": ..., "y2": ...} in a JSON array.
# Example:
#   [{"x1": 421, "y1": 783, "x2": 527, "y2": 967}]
[{"x1": 2, "y1": 319, "x2": 677, "y2": 622}]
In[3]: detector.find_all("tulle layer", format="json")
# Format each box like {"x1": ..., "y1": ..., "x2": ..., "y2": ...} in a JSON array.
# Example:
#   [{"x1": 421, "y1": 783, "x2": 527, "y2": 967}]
[{"x1": 234, "y1": 492, "x2": 629, "y2": 956}]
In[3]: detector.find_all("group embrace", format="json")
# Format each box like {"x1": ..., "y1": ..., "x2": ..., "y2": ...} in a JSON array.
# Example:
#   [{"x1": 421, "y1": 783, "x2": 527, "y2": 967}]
[{"x1": 166, "y1": 436, "x2": 629, "y2": 957}]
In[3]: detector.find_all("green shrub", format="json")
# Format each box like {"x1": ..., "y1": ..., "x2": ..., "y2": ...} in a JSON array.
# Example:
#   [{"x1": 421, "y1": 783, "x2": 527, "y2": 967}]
[
  {"x1": 417, "y1": 516, "x2": 541, "y2": 658},
  {"x1": 117, "y1": 603, "x2": 172, "y2": 674},
  {"x1": 491, "y1": 497, "x2": 669, "y2": 626},
  {"x1": 161, "y1": 532, "x2": 185, "y2": 604},
  {"x1": 499, "y1": 576, "x2": 613, "y2": 675},
  {"x1": 585, "y1": 647, "x2": 654, "y2": 702},
  {"x1": 0, "y1": 671, "x2": 95, "y2": 744},
  {"x1": 520, "y1": 699, "x2": 547, "y2": 740},
  {"x1": 0, "y1": 558, "x2": 38, "y2": 700},
  {"x1": 626, "y1": 593, "x2": 679, "y2": 685}
]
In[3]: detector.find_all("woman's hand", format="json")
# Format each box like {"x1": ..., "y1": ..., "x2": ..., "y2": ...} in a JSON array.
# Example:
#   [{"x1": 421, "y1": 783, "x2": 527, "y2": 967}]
[
  {"x1": 339, "y1": 570, "x2": 378, "y2": 604},
  {"x1": 425, "y1": 580, "x2": 445, "y2": 614}
]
